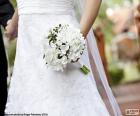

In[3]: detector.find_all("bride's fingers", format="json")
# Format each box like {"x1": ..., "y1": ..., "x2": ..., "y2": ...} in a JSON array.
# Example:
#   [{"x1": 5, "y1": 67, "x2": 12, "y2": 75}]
[
  {"x1": 4, "y1": 31, "x2": 11, "y2": 39},
  {"x1": 4, "y1": 27, "x2": 18, "y2": 39},
  {"x1": 5, "y1": 26, "x2": 9, "y2": 31},
  {"x1": 7, "y1": 19, "x2": 12, "y2": 25},
  {"x1": 4, "y1": 31, "x2": 15, "y2": 40}
]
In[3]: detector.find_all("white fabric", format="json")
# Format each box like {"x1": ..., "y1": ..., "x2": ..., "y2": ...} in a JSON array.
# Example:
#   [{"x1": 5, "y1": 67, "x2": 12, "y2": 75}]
[
  {"x1": 17, "y1": 0, "x2": 74, "y2": 15},
  {"x1": 5, "y1": 0, "x2": 119, "y2": 115},
  {"x1": 75, "y1": 0, "x2": 122, "y2": 115}
]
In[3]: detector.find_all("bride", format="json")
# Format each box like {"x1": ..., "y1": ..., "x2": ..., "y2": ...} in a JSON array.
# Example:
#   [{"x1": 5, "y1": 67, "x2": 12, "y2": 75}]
[{"x1": 5, "y1": 0, "x2": 122, "y2": 115}]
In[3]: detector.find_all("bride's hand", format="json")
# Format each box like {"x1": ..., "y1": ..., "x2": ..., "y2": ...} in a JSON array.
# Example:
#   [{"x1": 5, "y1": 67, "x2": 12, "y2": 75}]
[
  {"x1": 4, "y1": 19, "x2": 18, "y2": 40},
  {"x1": 80, "y1": 30, "x2": 87, "y2": 39},
  {"x1": 4, "y1": 8, "x2": 18, "y2": 41}
]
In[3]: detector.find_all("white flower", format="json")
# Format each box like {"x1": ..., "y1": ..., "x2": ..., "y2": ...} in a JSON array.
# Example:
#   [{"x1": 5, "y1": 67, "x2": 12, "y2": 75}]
[
  {"x1": 43, "y1": 23, "x2": 85, "y2": 71},
  {"x1": 50, "y1": 42, "x2": 56, "y2": 48},
  {"x1": 56, "y1": 40, "x2": 62, "y2": 46},
  {"x1": 60, "y1": 44, "x2": 69, "y2": 54}
]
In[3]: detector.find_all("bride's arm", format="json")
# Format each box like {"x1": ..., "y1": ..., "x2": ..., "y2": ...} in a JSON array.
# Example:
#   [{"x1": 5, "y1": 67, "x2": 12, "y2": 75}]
[
  {"x1": 80, "y1": 0, "x2": 102, "y2": 37},
  {"x1": 5, "y1": 8, "x2": 18, "y2": 39}
]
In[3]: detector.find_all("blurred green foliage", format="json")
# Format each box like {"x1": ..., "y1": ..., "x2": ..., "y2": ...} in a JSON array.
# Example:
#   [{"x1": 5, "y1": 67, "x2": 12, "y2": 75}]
[
  {"x1": 7, "y1": 40, "x2": 16, "y2": 67},
  {"x1": 95, "y1": 0, "x2": 137, "y2": 44},
  {"x1": 94, "y1": 2, "x2": 114, "y2": 44},
  {"x1": 11, "y1": 0, "x2": 16, "y2": 7},
  {"x1": 109, "y1": 63, "x2": 124, "y2": 86}
]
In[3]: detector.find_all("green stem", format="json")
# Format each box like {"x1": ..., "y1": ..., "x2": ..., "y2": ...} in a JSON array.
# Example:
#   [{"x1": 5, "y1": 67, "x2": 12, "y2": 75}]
[
  {"x1": 83, "y1": 65, "x2": 90, "y2": 72},
  {"x1": 80, "y1": 65, "x2": 90, "y2": 75}
]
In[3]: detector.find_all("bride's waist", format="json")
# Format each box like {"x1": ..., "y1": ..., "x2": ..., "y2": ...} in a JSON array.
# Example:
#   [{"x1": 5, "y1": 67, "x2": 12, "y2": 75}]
[{"x1": 18, "y1": 4, "x2": 74, "y2": 15}]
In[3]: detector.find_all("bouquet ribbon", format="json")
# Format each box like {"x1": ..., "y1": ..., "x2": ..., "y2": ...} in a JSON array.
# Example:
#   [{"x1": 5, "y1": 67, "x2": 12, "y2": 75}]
[{"x1": 78, "y1": 60, "x2": 90, "y2": 75}]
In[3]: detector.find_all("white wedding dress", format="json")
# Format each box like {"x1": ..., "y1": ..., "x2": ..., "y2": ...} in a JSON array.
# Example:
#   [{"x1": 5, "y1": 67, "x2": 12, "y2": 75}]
[{"x1": 5, "y1": 0, "x2": 111, "y2": 115}]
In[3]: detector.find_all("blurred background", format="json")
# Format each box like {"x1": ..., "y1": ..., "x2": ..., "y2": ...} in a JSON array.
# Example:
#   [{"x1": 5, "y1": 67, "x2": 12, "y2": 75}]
[{"x1": 5, "y1": 0, "x2": 140, "y2": 115}]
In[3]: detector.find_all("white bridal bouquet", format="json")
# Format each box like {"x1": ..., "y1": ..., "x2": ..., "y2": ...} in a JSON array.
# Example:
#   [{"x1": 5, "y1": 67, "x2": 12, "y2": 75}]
[{"x1": 43, "y1": 24, "x2": 90, "y2": 74}]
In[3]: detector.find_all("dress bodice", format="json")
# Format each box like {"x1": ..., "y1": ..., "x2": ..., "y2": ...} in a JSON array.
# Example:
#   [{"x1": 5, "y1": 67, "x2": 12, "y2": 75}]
[{"x1": 17, "y1": 0, "x2": 75, "y2": 15}]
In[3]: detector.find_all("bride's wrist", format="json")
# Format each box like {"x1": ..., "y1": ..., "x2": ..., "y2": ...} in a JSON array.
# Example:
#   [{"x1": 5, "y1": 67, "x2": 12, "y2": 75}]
[{"x1": 80, "y1": 25, "x2": 88, "y2": 39}]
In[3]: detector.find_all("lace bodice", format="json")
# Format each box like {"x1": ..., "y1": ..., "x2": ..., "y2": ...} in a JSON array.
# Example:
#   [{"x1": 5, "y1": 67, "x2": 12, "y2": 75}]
[{"x1": 17, "y1": 0, "x2": 75, "y2": 15}]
